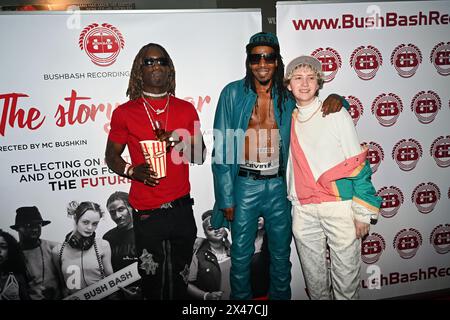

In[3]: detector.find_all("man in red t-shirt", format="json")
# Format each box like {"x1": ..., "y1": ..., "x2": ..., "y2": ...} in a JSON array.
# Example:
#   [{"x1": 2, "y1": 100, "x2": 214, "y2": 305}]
[{"x1": 105, "y1": 43, "x2": 206, "y2": 300}]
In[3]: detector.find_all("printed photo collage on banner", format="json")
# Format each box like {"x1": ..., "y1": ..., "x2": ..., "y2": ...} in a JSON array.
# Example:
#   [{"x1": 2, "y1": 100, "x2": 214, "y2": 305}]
[
  {"x1": 277, "y1": 0, "x2": 449, "y2": 299},
  {"x1": 0, "y1": 9, "x2": 261, "y2": 300},
  {"x1": 1, "y1": 0, "x2": 449, "y2": 301}
]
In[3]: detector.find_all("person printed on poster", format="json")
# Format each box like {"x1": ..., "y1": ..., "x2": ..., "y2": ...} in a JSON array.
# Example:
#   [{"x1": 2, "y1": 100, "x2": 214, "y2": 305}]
[
  {"x1": 103, "y1": 191, "x2": 142, "y2": 299},
  {"x1": 52, "y1": 201, "x2": 113, "y2": 298},
  {"x1": 10, "y1": 206, "x2": 62, "y2": 299},
  {"x1": 0, "y1": 229, "x2": 30, "y2": 300},
  {"x1": 187, "y1": 210, "x2": 231, "y2": 300}
]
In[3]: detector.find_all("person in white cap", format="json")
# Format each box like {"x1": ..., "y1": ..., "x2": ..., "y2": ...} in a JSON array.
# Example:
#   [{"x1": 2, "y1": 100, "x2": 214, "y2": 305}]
[{"x1": 284, "y1": 55, "x2": 381, "y2": 299}]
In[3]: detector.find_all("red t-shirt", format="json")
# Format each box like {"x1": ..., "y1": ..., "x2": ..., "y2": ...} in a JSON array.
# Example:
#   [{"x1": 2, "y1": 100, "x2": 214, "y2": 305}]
[{"x1": 108, "y1": 96, "x2": 200, "y2": 210}]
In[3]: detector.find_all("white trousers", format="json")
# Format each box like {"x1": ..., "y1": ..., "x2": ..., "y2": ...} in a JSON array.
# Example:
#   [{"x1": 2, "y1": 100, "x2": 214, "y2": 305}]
[{"x1": 292, "y1": 200, "x2": 361, "y2": 300}]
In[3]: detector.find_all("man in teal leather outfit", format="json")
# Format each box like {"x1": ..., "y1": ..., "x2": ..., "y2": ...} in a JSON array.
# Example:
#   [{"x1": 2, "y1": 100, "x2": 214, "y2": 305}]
[{"x1": 211, "y1": 32, "x2": 347, "y2": 300}]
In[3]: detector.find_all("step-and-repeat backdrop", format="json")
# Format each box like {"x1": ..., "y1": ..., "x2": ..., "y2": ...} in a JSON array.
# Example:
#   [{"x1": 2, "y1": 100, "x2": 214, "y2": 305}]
[{"x1": 278, "y1": 0, "x2": 450, "y2": 299}]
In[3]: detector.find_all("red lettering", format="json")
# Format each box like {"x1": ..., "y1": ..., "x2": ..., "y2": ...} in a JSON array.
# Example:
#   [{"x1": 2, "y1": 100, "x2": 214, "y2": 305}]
[
  {"x1": 0, "y1": 93, "x2": 45, "y2": 136},
  {"x1": 318, "y1": 56, "x2": 337, "y2": 72},
  {"x1": 417, "y1": 191, "x2": 437, "y2": 204},
  {"x1": 367, "y1": 150, "x2": 380, "y2": 164},
  {"x1": 396, "y1": 52, "x2": 418, "y2": 68},
  {"x1": 54, "y1": 90, "x2": 117, "y2": 129},
  {"x1": 434, "y1": 232, "x2": 450, "y2": 245},
  {"x1": 416, "y1": 99, "x2": 437, "y2": 114},
  {"x1": 349, "y1": 105, "x2": 360, "y2": 119},
  {"x1": 386, "y1": 12, "x2": 397, "y2": 27},
  {"x1": 382, "y1": 194, "x2": 399, "y2": 208},
  {"x1": 397, "y1": 147, "x2": 419, "y2": 161},
  {"x1": 86, "y1": 35, "x2": 119, "y2": 53},
  {"x1": 377, "y1": 101, "x2": 398, "y2": 116},
  {"x1": 435, "y1": 50, "x2": 450, "y2": 66},
  {"x1": 435, "y1": 144, "x2": 450, "y2": 158},
  {"x1": 355, "y1": 54, "x2": 379, "y2": 70}
]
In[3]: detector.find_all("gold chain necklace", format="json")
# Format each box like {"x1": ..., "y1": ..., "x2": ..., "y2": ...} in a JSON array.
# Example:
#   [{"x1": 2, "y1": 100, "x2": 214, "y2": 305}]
[
  {"x1": 142, "y1": 95, "x2": 170, "y2": 133},
  {"x1": 142, "y1": 95, "x2": 170, "y2": 115},
  {"x1": 296, "y1": 101, "x2": 322, "y2": 123}
]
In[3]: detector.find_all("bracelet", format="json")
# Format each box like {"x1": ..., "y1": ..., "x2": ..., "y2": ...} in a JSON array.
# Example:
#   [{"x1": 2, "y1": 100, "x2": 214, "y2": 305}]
[
  {"x1": 127, "y1": 165, "x2": 134, "y2": 178},
  {"x1": 203, "y1": 292, "x2": 208, "y2": 300},
  {"x1": 123, "y1": 163, "x2": 131, "y2": 176}
]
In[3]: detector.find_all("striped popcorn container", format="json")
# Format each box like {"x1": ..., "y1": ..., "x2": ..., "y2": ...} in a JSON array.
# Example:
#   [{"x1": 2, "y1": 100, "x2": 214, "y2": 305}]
[{"x1": 139, "y1": 140, "x2": 167, "y2": 178}]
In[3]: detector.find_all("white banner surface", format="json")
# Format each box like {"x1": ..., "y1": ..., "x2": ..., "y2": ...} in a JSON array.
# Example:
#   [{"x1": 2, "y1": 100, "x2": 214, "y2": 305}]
[
  {"x1": 0, "y1": 9, "x2": 260, "y2": 298},
  {"x1": 277, "y1": 0, "x2": 450, "y2": 299}
]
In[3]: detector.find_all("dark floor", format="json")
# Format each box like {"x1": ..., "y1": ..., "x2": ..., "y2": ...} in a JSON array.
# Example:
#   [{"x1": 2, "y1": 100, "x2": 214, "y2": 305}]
[{"x1": 386, "y1": 288, "x2": 450, "y2": 300}]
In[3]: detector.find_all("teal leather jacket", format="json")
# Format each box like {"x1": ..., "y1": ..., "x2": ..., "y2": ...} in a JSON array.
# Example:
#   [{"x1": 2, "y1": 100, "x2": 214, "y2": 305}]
[{"x1": 211, "y1": 79, "x2": 295, "y2": 228}]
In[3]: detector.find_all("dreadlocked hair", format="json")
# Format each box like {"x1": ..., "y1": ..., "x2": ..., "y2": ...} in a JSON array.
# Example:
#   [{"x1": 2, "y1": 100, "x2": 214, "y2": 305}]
[
  {"x1": 126, "y1": 43, "x2": 176, "y2": 100},
  {"x1": 244, "y1": 53, "x2": 288, "y2": 123}
]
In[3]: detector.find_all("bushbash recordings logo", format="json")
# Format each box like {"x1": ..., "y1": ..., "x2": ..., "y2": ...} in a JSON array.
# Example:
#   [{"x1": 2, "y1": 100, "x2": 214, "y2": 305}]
[
  {"x1": 361, "y1": 232, "x2": 385, "y2": 264},
  {"x1": 390, "y1": 44, "x2": 422, "y2": 78},
  {"x1": 371, "y1": 93, "x2": 403, "y2": 127},
  {"x1": 392, "y1": 138, "x2": 422, "y2": 171},
  {"x1": 430, "y1": 224, "x2": 450, "y2": 254},
  {"x1": 311, "y1": 47, "x2": 342, "y2": 82},
  {"x1": 393, "y1": 228, "x2": 422, "y2": 259},
  {"x1": 350, "y1": 45, "x2": 383, "y2": 80},
  {"x1": 411, "y1": 182, "x2": 440, "y2": 214},
  {"x1": 377, "y1": 186, "x2": 404, "y2": 218},
  {"x1": 79, "y1": 23, "x2": 125, "y2": 67},
  {"x1": 410, "y1": 90, "x2": 441, "y2": 124},
  {"x1": 430, "y1": 135, "x2": 450, "y2": 168},
  {"x1": 345, "y1": 95, "x2": 363, "y2": 125},
  {"x1": 430, "y1": 42, "x2": 450, "y2": 76},
  {"x1": 365, "y1": 141, "x2": 384, "y2": 173}
]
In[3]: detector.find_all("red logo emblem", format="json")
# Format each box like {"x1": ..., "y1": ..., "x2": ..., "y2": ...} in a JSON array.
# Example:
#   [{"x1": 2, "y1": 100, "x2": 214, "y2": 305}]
[
  {"x1": 392, "y1": 138, "x2": 422, "y2": 171},
  {"x1": 393, "y1": 228, "x2": 422, "y2": 259},
  {"x1": 361, "y1": 232, "x2": 385, "y2": 264},
  {"x1": 371, "y1": 93, "x2": 403, "y2": 127},
  {"x1": 411, "y1": 182, "x2": 440, "y2": 214},
  {"x1": 410, "y1": 90, "x2": 441, "y2": 124},
  {"x1": 350, "y1": 45, "x2": 383, "y2": 80},
  {"x1": 345, "y1": 95, "x2": 364, "y2": 125},
  {"x1": 377, "y1": 186, "x2": 404, "y2": 218},
  {"x1": 430, "y1": 224, "x2": 450, "y2": 254},
  {"x1": 79, "y1": 23, "x2": 125, "y2": 67},
  {"x1": 430, "y1": 135, "x2": 450, "y2": 168},
  {"x1": 311, "y1": 47, "x2": 342, "y2": 82},
  {"x1": 430, "y1": 42, "x2": 450, "y2": 76},
  {"x1": 364, "y1": 141, "x2": 384, "y2": 173},
  {"x1": 390, "y1": 44, "x2": 422, "y2": 78}
]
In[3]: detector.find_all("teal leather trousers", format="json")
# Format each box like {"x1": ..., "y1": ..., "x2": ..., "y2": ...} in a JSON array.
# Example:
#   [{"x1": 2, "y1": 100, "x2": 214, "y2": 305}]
[{"x1": 230, "y1": 175, "x2": 292, "y2": 300}]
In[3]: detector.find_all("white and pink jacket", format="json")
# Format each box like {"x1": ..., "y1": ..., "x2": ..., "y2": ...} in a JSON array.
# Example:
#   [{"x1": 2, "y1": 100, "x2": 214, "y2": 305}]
[{"x1": 287, "y1": 98, "x2": 381, "y2": 223}]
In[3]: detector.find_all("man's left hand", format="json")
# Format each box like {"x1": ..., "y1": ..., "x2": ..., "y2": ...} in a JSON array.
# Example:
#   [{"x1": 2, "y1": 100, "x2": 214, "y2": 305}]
[
  {"x1": 157, "y1": 130, "x2": 181, "y2": 150},
  {"x1": 321, "y1": 94, "x2": 343, "y2": 116}
]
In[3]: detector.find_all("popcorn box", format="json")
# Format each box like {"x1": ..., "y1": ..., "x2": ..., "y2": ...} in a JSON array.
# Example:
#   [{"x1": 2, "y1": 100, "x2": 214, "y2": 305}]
[{"x1": 139, "y1": 140, "x2": 167, "y2": 178}]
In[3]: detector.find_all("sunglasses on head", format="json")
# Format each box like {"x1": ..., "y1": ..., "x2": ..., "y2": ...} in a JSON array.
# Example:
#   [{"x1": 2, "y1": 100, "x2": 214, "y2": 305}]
[
  {"x1": 143, "y1": 57, "x2": 169, "y2": 67},
  {"x1": 248, "y1": 52, "x2": 278, "y2": 65}
]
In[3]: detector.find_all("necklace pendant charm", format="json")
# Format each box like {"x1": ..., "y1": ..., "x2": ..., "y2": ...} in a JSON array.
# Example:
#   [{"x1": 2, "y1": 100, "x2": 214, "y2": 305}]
[{"x1": 155, "y1": 109, "x2": 164, "y2": 115}]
